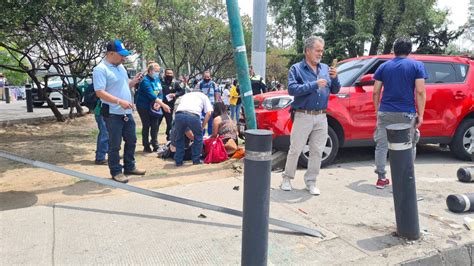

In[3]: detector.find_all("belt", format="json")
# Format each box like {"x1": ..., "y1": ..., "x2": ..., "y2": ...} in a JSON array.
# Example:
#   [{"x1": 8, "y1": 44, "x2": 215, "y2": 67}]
[
  {"x1": 296, "y1": 109, "x2": 326, "y2": 115},
  {"x1": 176, "y1": 111, "x2": 200, "y2": 117}
]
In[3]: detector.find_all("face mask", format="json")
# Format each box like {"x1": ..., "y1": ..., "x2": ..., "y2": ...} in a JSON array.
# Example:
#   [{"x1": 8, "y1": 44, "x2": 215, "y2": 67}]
[
  {"x1": 204, "y1": 78, "x2": 211, "y2": 82},
  {"x1": 165, "y1": 76, "x2": 173, "y2": 83},
  {"x1": 152, "y1": 73, "x2": 159, "y2": 80}
]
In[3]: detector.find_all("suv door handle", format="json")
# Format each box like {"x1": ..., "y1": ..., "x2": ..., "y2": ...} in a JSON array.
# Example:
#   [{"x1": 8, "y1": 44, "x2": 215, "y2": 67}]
[
  {"x1": 336, "y1": 93, "x2": 349, "y2": 99},
  {"x1": 454, "y1": 91, "x2": 466, "y2": 100}
]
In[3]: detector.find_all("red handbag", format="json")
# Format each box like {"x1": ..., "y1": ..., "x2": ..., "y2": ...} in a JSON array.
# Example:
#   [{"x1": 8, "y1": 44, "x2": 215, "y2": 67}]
[{"x1": 204, "y1": 137, "x2": 228, "y2": 163}]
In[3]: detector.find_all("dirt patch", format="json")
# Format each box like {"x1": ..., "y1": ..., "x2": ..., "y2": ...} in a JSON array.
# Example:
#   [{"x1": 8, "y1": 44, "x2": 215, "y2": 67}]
[{"x1": 0, "y1": 114, "x2": 242, "y2": 211}]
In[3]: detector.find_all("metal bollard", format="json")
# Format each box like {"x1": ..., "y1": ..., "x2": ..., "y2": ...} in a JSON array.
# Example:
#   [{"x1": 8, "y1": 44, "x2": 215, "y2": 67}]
[
  {"x1": 447, "y1": 193, "x2": 474, "y2": 213},
  {"x1": 25, "y1": 84, "x2": 33, "y2": 112},
  {"x1": 241, "y1": 129, "x2": 273, "y2": 266},
  {"x1": 5, "y1": 86, "x2": 10, "y2": 103},
  {"x1": 62, "y1": 89, "x2": 69, "y2": 109},
  {"x1": 386, "y1": 123, "x2": 420, "y2": 240},
  {"x1": 457, "y1": 167, "x2": 474, "y2": 182}
]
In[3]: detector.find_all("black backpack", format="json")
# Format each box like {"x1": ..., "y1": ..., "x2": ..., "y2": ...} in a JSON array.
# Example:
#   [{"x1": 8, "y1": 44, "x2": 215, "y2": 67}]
[{"x1": 83, "y1": 83, "x2": 98, "y2": 111}]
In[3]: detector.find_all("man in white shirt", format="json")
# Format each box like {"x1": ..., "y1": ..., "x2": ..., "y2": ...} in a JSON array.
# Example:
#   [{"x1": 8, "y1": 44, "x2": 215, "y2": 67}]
[
  {"x1": 222, "y1": 84, "x2": 231, "y2": 108},
  {"x1": 174, "y1": 90, "x2": 213, "y2": 166}
]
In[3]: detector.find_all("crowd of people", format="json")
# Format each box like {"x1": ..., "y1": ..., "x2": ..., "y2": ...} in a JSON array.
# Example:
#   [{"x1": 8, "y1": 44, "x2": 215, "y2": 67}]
[
  {"x1": 91, "y1": 39, "x2": 267, "y2": 183},
  {"x1": 92, "y1": 35, "x2": 425, "y2": 197}
]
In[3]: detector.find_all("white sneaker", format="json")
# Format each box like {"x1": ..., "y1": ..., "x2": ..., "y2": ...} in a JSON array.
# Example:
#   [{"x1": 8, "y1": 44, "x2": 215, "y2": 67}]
[
  {"x1": 306, "y1": 184, "x2": 320, "y2": 195},
  {"x1": 280, "y1": 177, "x2": 292, "y2": 191}
]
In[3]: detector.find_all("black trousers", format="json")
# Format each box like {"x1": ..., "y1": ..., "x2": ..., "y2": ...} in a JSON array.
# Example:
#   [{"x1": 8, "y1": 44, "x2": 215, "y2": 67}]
[
  {"x1": 137, "y1": 107, "x2": 160, "y2": 149},
  {"x1": 158, "y1": 110, "x2": 173, "y2": 141}
]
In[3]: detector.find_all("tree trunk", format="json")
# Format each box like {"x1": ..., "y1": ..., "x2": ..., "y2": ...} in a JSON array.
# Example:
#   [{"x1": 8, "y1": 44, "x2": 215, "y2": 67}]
[
  {"x1": 369, "y1": 3, "x2": 384, "y2": 55},
  {"x1": 294, "y1": 4, "x2": 304, "y2": 54},
  {"x1": 382, "y1": 0, "x2": 406, "y2": 54}
]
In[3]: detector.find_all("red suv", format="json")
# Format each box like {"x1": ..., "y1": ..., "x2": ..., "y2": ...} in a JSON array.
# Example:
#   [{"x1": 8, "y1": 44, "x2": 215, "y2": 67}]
[{"x1": 239, "y1": 55, "x2": 474, "y2": 167}]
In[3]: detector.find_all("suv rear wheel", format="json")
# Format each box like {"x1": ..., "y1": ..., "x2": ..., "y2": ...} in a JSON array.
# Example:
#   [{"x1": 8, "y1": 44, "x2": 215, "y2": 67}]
[
  {"x1": 298, "y1": 126, "x2": 339, "y2": 168},
  {"x1": 450, "y1": 119, "x2": 474, "y2": 161}
]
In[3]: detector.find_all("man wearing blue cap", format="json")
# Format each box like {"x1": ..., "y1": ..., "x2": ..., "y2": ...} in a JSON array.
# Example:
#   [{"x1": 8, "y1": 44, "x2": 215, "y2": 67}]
[{"x1": 93, "y1": 39, "x2": 145, "y2": 183}]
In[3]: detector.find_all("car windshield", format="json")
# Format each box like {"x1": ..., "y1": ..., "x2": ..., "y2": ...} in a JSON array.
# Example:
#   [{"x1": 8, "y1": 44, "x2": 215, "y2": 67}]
[{"x1": 336, "y1": 59, "x2": 370, "y2": 86}]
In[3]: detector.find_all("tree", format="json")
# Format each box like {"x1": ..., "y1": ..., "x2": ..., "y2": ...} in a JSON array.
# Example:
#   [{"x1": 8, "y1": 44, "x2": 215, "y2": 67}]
[
  {"x1": 0, "y1": 48, "x2": 29, "y2": 85},
  {"x1": 0, "y1": 0, "x2": 148, "y2": 121},
  {"x1": 269, "y1": 0, "x2": 321, "y2": 55},
  {"x1": 136, "y1": 0, "x2": 251, "y2": 79}
]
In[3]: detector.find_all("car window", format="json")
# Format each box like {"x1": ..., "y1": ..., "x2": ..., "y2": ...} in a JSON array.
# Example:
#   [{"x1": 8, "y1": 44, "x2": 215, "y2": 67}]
[
  {"x1": 454, "y1": 64, "x2": 469, "y2": 82},
  {"x1": 424, "y1": 62, "x2": 458, "y2": 84},
  {"x1": 337, "y1": 59, "x2": 370, "y2": 86}
]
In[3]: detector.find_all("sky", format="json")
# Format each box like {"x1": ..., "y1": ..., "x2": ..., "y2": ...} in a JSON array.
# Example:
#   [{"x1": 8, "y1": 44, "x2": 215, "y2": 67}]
[{"x1": 237, "y1": 0, "x2": 470, "y2": 30}]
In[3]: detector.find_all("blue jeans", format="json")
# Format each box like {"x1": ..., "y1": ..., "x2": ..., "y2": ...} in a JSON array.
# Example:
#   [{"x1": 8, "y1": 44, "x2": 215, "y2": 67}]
[
  {"x1": 104, "y1": 114, "x2": 137, "y2": 176},
  {"x1": 174, "y1": 112, "x2": 203, "y2": 165},
  {"x1": 95, "y1": 115, "x2": 109, "y2": 161},
  {"x1": 230, "y1": 103, "x2": 241, "y2": 122}
]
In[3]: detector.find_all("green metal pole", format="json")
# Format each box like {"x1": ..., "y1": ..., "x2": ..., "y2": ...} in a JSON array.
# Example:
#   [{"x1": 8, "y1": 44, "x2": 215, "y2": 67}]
[{"x1": 226, "y1": 0, "x2": 257, "y2": 130}]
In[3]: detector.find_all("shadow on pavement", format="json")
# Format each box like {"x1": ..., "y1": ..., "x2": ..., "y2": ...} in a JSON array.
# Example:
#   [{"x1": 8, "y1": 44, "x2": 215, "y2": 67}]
[
  {"x1": 356, "y1": 233, "x2": 404, "y2": 252},
  {"x1": 270, "y1": 189, "x2": 313, "y2": 204},
  {"x1": 346, "y1": 180, "x2": 392, "y2": 198},
  {"x1": 54, "y1": 204, "x2": 298, "y2": 236},
  {"x1": 0, "y1": 191, "x2": 38, "y2": 211}
]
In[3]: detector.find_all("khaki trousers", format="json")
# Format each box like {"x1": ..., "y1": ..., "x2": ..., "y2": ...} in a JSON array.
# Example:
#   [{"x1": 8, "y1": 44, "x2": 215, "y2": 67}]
[{"x1": 282, "y1": 112, "x2": 328, "y2": 185}]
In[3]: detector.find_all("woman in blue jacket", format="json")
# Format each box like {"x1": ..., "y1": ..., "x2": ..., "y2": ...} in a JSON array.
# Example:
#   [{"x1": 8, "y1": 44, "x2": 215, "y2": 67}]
[{"x1": 136, "y1": 62, "x2": 170, "y2": 152}]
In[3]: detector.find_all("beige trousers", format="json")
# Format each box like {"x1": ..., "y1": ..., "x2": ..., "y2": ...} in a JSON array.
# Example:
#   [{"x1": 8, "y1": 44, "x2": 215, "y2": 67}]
[{"x1": 282, "y1": 112, "x2": 328, "y2": 185}]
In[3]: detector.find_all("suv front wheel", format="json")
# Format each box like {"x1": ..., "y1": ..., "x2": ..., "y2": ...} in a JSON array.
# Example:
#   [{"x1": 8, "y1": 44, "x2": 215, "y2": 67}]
[
  {"x1": 298, "y1": 126, "x2": 339, "y2": 168},
  {"x1": 450, "y1": 119, "x2": 474, "y2": 161}
]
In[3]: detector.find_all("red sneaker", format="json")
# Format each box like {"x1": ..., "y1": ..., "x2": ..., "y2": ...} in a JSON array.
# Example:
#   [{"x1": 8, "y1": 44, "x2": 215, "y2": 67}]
[{"x1": 376, "y1": 178, "x2": 390, "y2": 189}]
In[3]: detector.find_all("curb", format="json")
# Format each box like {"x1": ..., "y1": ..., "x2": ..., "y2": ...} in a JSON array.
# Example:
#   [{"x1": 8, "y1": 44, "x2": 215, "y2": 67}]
[{"x1": 400, "y1": 242, "x2": 473, "y2": 266}]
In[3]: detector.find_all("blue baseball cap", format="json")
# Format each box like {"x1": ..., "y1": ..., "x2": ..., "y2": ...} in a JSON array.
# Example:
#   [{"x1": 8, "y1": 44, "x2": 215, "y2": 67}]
[{"x1": 106, "y1": 39, "x2": 131, "y2": 56}]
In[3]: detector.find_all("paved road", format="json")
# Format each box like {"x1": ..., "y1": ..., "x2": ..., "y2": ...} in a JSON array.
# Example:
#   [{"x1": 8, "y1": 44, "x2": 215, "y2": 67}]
[
  {"x1": 1, "y1": 152, "x2": 473, "y2": 265},
  {"x1": 0, "y1": 101, "x2": 72, "y2": 127}
]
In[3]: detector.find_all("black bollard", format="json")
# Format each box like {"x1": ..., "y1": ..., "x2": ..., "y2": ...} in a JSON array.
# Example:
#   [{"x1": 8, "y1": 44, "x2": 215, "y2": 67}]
[
  {"x1": 62, "y1": 89, "x2": 69, "y2": 109},
  {"x1": 447, "y1": 193, "x2": 474, "y2": 213},
  {"x1": 25, "y1": 84, "x2": 33, "y2": 112},
  {"x1": 386, "y1": 123, "x2": 420, "y2": 240},
  {"x1": 457, "y1": 167, "x2": 474, "y2": 182},
  {"x1": 241, "y1": 129, "x2": 273, "y2": 266},
  {"x1": 5, "y1": 86, "x2": 10, "y2": 103}
]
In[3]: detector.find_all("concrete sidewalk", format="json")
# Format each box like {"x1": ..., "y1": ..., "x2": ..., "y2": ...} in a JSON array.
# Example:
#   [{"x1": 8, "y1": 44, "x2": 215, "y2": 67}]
[
  {"x1": 0, "y1": 101, "x2": 71, "y2": 127},
  {"x1": 1, "y1": 155, "x2": 473, "y2": 265}
]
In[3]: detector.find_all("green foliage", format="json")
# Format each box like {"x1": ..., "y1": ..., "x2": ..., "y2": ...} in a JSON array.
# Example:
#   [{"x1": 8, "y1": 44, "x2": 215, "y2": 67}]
[
  {"x1": 134, "y1": 0, "x2": 251, "y2": 79},
  {"x1": 270, "y1": 0, "x2": 464, "y2": 63},
  {"x1": 269, "y1": 0, "x2": 321, "y2": 54},
  {"x1": 266, "y1": 48, "x2": 291, "y2": 86}
]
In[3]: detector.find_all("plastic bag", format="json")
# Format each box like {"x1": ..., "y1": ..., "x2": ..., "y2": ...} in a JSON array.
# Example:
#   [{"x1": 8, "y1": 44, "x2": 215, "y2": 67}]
[{"x1": 204, "y1": 137, "x2": 228, "y2": 163}]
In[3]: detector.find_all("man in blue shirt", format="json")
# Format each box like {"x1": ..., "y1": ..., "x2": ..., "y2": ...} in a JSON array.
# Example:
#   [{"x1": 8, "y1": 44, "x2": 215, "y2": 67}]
[
  {"x1": 372, "y1": 37, "x2": 427, "y2": 189},
  {"x1": 93, "y1": 39, "x2": 145, "y2": 183},
  {"x1": 196, "y1": 70, "x2": 218, "y2": 135},
  {"x1": 280, "y1": 36, "x2": 340, "y2": 196}
]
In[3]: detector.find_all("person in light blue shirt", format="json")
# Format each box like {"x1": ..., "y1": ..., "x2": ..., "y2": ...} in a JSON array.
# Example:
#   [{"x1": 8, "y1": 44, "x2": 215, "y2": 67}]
[
  {"x1": 93, "y1": 39, "x2": 146, "y2": 183},
  {"x1": 280, "y1": 36, "x2": 340, "y2": 196}
]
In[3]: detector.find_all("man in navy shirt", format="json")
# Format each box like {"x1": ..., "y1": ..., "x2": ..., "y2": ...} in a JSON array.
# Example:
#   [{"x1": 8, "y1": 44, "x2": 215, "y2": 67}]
[
  {"x1": 280, "y1": 36, "x2": 340, "y2": 196},
  {"x1": 372, "y1": 37, "x2": 427, "y2": 189}
]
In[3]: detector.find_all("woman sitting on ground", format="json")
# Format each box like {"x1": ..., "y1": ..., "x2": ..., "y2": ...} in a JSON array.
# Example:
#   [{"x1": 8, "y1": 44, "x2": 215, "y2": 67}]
[{"x1": 211, "y1": 102, "x2": 238, "y2": 155}]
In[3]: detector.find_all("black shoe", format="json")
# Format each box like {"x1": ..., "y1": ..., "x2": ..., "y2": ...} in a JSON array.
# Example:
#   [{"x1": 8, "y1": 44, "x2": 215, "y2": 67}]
[
  {"x1": 152, "y1": 146, "x2": 159, "y2": 152},
  {"x1": 193, "y1": 160, "x2": 204, "y2": 165},
  {"x1": 143, "y1": 147, "x2": 153, "y2": 153},
  {"x1": 94, "y1": 159, "x2": 107, "y2": 165},
  {"x1": 124, "y1": 168, "x2": 146, "y2": 175}
]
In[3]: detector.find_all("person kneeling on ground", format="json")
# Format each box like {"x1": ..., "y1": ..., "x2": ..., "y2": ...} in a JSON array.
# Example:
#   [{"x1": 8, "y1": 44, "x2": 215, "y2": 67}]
[
  {"x1": 173, "y1": 90, "x2": 213, "y2": 166},
  {"x1": 211, "y1": 102, "x2": 238, "y2": 156}
]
